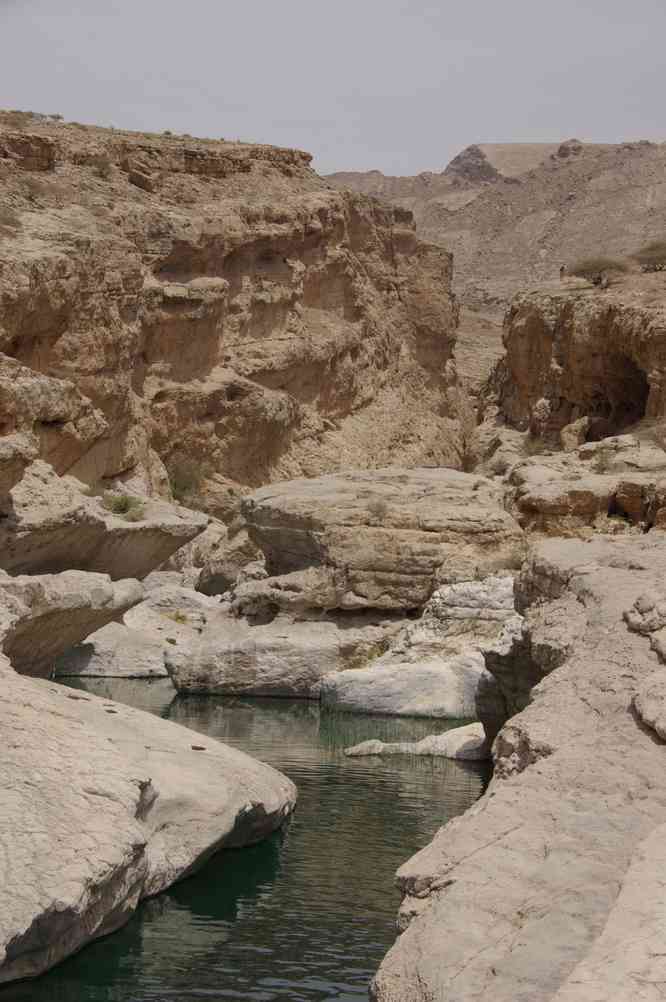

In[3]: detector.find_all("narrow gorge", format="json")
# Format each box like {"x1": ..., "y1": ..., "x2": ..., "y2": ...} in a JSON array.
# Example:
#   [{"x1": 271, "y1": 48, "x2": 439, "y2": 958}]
[{"x1": 2, "y1": 112, "x2": 666, "y2": 1002}]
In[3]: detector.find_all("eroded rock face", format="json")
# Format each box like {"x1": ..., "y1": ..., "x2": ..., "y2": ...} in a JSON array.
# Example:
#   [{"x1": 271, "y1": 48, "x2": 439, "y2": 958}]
[
  {"x1": 495, "y1": 289, "x2": 666, "y2": 441},
  {"x1": 0, "y1": 665, "x2": 296, "y2": 984},
  {"x1": 0, "y1": 119, "x2": 463, "y2": 507},
  {"x1": 241, "y1": 468, "x2": 525, "y2": 610},
  {"x1": 371, "y1": 534, "x2": 666, "y2": 1002},
  {"x1": 319, "y1": 575, "x2": 518, "y2": 718}
]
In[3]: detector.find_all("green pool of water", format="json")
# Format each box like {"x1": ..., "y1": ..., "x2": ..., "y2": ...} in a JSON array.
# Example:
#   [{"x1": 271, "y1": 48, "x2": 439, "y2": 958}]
[{"x1": 3, "y1": 680, "x2": 489, "y2": 1002}]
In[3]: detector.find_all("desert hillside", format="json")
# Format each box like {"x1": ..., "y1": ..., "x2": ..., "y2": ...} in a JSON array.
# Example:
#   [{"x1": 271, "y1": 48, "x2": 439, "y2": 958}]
[
  {"x1": 329, "y1": 139, "x2": 666, "y2": 312},
  {"x1": 329, "y1": 138, "x2": 666, "y2": 392}
]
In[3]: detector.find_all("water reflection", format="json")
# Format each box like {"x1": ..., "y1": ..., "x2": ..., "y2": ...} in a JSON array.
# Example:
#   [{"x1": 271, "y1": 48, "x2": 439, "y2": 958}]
[{"x1": 4, "y1": 683, "x2": 489, "y2": 1002}]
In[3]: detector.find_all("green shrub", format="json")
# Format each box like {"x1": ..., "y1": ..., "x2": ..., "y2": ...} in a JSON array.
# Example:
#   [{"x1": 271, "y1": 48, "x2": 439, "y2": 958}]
[
  {"x1": 102, "y1": 492, "x2": 145, "y2": 521},
  {"x1": 123, "y1": 504, "x2": 146, "y2": 523},
  {"x1": 569, "y1": 257, "x2": 628, "y2": 282},
  {"x1": 631, "y1": 240, "x2": 666, "y2": 271}
]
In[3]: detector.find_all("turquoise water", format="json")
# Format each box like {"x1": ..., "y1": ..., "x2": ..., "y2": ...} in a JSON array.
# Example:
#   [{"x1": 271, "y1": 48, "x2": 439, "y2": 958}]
[{"x1": 3, "y1": 681, "x2": 489, "y2": 1002}]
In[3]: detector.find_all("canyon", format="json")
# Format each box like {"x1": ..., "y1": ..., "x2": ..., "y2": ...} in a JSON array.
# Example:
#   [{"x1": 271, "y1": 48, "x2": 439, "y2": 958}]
[{"x1": 2, "y1": 110, "x2": 666, "y2": 1001}]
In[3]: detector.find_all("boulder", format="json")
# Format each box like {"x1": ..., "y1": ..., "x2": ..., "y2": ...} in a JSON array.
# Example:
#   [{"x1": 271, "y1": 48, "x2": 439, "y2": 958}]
[
  {"x1": 318, "y1": 576, "x2": 517, "y2": 720},
  {"x1": 166, "y1": 608, "x2": 404, "y2": 699},
  {"x1": 241, "y1": 468, "x2": 525, "y2": 610},
  {"x1": 320, "y1": 653, "x2": 489, "y2": 718},
  {"x1": 344, "y1": 722, "x2": 489, "y2": 760},
  {"x1": 161, "y1": 518, "x2": 263, "y2": 594},
  {"x1": 0, "y1": 665, "x2": 296, "y2": 985},
  {"x1": 55, "y1": 621, "x2": 168, "y2": 679},
  {"x1": 0, "y1": 462, "x2": 207, "y2": 579},
  {"x1": 0, "y1": 569, "x2": 143, "y2": 676}
]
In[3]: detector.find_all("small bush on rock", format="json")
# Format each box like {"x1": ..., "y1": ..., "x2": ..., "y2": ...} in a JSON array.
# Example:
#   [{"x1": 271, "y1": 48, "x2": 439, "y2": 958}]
[{"x1": 102, "y1": 492, "x2": 145, "y2": 521}]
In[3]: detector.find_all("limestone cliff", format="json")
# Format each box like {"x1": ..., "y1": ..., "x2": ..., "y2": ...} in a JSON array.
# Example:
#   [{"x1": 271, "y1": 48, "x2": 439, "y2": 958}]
[
  {"x1": 491, "y1": 281, "x2": 666, "y2": 441},
  {"x1": 0, "y1": 115, "x2": 462, "y2": 520}
]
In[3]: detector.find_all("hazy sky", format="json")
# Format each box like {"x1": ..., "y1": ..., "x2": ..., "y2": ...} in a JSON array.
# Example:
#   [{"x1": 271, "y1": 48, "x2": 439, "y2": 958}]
[{"x1": 1, "y1": 0, "x2": 665, "y2": 175}]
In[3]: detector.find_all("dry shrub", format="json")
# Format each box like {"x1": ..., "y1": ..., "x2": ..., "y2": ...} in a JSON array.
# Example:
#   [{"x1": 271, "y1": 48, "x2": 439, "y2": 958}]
[{"x1": 102, "y1": 492, "x2": 145, "y2": 521}]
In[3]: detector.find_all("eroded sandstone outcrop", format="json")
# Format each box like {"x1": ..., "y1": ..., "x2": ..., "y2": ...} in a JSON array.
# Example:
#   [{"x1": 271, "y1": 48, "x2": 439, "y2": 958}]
[
  {"x1": 371, "y1": 534, "x2": 666, "y2": 1002},
  {"x1": 240, "y1": 468, "x2": 525, "y2": 609},
  {"x1": 493, "y1": 286, "x2": 666, "y2": 442},
  {"x1": 0, "y1": 461, "x2": 207, "y2": 578},
  {"x1": 0, "y1": 117, "x2": 463, "y2": 511},
  {"x1": 166, "y1": 470, "x2": 524, "y2": 698},
  {"x1": 320, "y1": 575, "x2": 517, "y2": 717}
]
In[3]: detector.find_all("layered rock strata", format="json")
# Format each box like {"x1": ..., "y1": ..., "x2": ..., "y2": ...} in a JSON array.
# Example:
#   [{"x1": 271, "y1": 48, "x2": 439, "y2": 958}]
[
  {"x1": 0, "y1": 116, "x2": 463, "y2": 511},
  {"x1": 494, "y1": 286, "x2": 666, "y2": 442},
  {"x1": 167, "y1": 470, "x2": 524, "y2": 698},
  {"x1": 0, "y1": 461, "x2": 206, "y2": 578},
  {"x1": 240, "y1": 468, "x2": 525, "y2": 609}
]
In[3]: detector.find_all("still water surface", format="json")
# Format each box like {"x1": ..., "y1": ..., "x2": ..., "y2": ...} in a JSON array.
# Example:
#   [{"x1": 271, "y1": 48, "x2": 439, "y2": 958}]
[{"x1": 4, "y1": 680, "x2": 489, "y2": 1002}]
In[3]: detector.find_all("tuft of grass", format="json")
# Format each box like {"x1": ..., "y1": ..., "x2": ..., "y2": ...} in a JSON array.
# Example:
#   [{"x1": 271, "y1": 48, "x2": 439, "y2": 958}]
[
  {"x1": 569, "y1": 257, "x2": 628, "y2": 282},
  {"x1": 123, "y1": 504, "x2": 146, "y2": 522},
  {"x1": 102, "y1": 492, "x2": 145, "y2": 521}
]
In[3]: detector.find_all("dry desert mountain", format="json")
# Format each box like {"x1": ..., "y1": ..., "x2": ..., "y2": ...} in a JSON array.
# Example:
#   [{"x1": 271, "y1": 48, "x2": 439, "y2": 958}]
[{"x1": 329, "y1": 139, "x2": 666, "y2": 391}]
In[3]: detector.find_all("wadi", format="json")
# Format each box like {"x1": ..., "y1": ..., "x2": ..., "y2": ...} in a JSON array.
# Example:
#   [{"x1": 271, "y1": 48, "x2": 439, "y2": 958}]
[{"x1": 2, "y1": 109, "x2": 666, "y2": 1001}]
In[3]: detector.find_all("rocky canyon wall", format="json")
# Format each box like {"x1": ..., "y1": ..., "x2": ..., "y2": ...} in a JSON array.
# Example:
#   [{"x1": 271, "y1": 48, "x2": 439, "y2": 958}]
[
  {"x1": 0, "y1": 116, "x2": 462, "y2": 522},
  {"x1": 490, "y1": 283, "x2": 666, "y2": 442}
]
